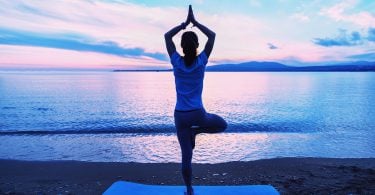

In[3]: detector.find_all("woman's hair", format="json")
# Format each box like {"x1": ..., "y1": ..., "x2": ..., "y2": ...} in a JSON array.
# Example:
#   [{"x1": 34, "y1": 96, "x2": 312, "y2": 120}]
[{"x1": 181, "y1": 31, "x2": 199, "y2": 66}]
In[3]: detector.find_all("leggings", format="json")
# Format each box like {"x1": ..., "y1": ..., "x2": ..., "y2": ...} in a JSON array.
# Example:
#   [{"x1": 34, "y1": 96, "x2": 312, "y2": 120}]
[{"x1": 174, "y1": 108, "x2": 227, "y2": 187}]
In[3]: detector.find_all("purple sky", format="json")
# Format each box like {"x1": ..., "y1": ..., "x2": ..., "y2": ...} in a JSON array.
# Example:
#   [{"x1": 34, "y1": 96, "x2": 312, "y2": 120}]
[{"x1": 0, "y1": 0, "x2": 374, "y2": 70}]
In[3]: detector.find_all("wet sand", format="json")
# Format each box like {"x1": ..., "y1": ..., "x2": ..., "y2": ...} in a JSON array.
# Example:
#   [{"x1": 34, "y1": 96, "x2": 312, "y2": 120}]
[{"x1": 0, "y1": 157, "x2": 374, "y2": 194}]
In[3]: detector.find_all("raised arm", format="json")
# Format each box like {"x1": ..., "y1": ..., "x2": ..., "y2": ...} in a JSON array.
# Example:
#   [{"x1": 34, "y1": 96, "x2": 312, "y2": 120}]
[
  {"x1": 164, "y1": 23, "x2": 187, "y2": 57},
  {"x1": 188, "y1": 5, "x2": 216, "y2": 58}
]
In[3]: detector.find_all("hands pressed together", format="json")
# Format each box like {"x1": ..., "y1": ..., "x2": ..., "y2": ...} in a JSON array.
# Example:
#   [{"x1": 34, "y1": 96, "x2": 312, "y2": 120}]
[
  {"x1": 181, "y1": 5, "x2": 197, "y2": 29},
  {"x1": 165, "y1": 4, "x2": 215, "y2": 58}
]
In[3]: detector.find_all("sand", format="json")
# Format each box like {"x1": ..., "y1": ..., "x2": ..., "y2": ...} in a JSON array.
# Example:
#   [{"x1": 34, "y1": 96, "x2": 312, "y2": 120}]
[{"x1": 0, "y1": 157, "x2": 374, "y2": 194}]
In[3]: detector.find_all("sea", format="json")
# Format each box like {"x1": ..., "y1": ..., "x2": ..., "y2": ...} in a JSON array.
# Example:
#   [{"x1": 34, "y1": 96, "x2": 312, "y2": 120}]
[{"x1": 0, "y1": 71, "x2": 374, "y2": 163}]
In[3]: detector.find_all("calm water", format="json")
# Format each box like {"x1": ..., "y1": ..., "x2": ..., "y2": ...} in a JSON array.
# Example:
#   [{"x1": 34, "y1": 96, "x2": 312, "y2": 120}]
[{"x1": 0, "y1": 71, "x2": 374, "y2": 162}]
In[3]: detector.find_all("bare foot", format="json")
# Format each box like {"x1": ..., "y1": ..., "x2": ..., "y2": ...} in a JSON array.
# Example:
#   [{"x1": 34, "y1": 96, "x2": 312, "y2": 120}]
[{"x1": 184, "y1": 186, "x2": 194, "y2": 195}]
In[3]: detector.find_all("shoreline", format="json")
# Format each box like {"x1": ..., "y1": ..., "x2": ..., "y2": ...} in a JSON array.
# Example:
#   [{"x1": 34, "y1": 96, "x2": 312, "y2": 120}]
[{"x1": 0, "y1": 157, "x2": 374, "y2": 194}]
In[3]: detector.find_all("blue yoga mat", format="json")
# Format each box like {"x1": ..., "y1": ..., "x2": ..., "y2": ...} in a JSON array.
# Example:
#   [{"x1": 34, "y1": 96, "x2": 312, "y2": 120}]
[{"x1": 103, "y1": 181, "x2": 279, "y2": 195}]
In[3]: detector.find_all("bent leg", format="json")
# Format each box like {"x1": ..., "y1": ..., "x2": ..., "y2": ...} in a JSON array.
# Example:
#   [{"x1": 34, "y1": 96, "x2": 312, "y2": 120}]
[
  {"x1": 196, "y1": 112, "x2": 227, "y2": 134},
  {"x1": 176, "y1": 128, "x2": 193, "y2": 188}
]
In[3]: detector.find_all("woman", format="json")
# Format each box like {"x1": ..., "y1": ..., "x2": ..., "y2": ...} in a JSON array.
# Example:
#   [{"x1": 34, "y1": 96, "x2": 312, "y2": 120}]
[{"x1": 164, "y1": 5, "x2": 227, "y2": 195}]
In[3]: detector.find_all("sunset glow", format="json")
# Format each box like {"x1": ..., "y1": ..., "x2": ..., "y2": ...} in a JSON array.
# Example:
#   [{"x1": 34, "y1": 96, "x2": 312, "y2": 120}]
[{"x1": 0, "y1": 0, "x2": 374, "y2": 70}]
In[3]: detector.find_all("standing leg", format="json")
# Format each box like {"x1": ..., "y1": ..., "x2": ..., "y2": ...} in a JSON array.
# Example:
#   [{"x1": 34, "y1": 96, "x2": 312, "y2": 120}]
[{"x1": 176, "y1": 127, "x2": 194, "y2": 194}]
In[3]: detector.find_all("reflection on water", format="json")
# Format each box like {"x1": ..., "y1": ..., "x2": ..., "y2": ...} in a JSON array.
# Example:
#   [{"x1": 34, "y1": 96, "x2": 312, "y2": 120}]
[
  {"x1": 0, "y1": 71, "x2": 374, "y2": 134},
  {"x1": 0, "y1": 132, "x2": 374, "y2": 163},
  {"x1": 0, "y1": 71, "x2": 375, "y2": 162}
]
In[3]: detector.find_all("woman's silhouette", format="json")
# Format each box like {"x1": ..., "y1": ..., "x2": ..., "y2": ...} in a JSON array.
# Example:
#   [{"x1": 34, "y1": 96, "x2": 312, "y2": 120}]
[{"x1": 164, "y1": 5, "x2": 227, "y2": 195}]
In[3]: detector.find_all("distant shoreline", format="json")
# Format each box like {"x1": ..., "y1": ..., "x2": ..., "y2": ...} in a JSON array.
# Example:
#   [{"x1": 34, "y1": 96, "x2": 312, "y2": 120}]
[
  {"x1": 1, "y1": 60, "x2": 374, "y2": 72},
  {"x1": 1, "y1": 69, "x2": 374, "y2": 72},
  {"x1": 113, "y1": 60, "x2": 375, "y2": 72},
  {"x1": 113, "y1": 69, "x2": 172, "y2": 72},
  {"x1": 113, "y1": 69, "x2": 375, "y2": 72}
]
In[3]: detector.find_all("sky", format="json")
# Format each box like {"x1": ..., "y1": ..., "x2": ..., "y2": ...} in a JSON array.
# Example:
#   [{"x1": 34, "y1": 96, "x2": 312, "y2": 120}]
[{"x1": 0, "y1": 0, "x2": 374, "y2": 70}]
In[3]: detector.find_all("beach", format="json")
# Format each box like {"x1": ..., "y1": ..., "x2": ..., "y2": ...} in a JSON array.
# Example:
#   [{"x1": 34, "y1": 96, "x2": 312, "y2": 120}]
[{"x1": 1, "y1": 157, "x2": 374, "y2": 194}]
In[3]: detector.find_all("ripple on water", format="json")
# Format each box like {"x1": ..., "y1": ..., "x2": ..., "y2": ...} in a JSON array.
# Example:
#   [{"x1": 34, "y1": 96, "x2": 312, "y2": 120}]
[{"x1": 0, "y1": 132, "x2": 374, "y2": 163}]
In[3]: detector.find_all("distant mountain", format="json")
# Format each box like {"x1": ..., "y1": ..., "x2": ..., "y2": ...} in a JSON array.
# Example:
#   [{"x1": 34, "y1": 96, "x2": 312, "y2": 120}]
[
  {"x1": 334, "y1": 61, "x2": 375, "y2": 66},
  {"x1": 206, "y1": 61, "x2": 290, "y2": 71},
  {"x1": 206, "y1": 61, "x2": 375, "y2": 72}
]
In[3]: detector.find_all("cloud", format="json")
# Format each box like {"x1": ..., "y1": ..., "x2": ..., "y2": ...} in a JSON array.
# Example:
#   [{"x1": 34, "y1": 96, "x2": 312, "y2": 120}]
[
  {"x1": 368, "y1": 28, "x2": 375, "y2": 42},
  {"x1": 0, "y1": 28, "x2": 167, "y2": 61},
  {"x1": 0, "y1": 0, "x2": 374, "y2": 68},
  {"x1": 267, "y1": 43, "x2": 278, "y2": 49},
  {"x1": 0, "y1": 45, "x2": 168, "y2": 70},
  {"x1": 319, "y1": 0, "x2": 375, "y2": 27},
  {"x1": 347, "y1": 52, "x2": 375, "y2": 60},
  {"x1": 291, "y1": 13, "x2": 310, "y2": 22},
  {"x1": 0, "y1": 1, "x2": 267, "y2": 64},
  {"x1": 313, "y1": 29, "x2": 363, "y2": 47},
  {"x1": 0, "y1": 1, "x2": 177, "y2": 54}
]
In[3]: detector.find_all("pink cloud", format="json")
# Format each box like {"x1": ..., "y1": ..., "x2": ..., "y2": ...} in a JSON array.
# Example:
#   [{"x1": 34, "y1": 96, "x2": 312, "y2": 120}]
[
  {"x1": 0, "y1": 1, "x2": 373, "y2": 69},
  {"x1": 0, "y1": 45, "x2": 168, "y2": 70},
  {"x1": 291, "y1": 13, "x2": 310, "y2": 22},
  {"x1": 320, "y1": 0, "x2": 375, "y2": 27},
  {"x1": 0, "y1": 1, "x2": 270, "y2": 66}
]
